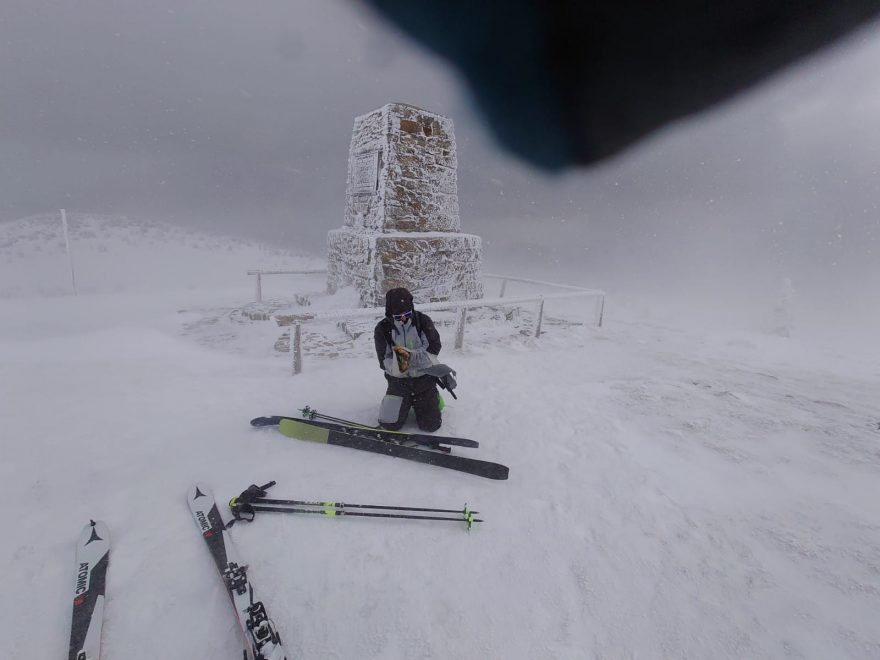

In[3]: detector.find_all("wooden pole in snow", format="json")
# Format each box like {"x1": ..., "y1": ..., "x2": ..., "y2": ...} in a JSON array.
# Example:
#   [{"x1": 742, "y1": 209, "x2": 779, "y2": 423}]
[
  {"x1": 60, "y1": 209, "x2": 77, "y2": 296},
  {"x1": 291, "y1": 323, "x2": 302, "y2": 375}
]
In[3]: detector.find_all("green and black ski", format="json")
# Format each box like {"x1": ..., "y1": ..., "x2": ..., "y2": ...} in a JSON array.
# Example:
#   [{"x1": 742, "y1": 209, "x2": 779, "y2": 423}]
[
  {"x1": 271, "y1": 419, "x2": 508, "y2": 480},
  {"x1": 250, "y1": 415, "x2": 479, "y2": 449}
]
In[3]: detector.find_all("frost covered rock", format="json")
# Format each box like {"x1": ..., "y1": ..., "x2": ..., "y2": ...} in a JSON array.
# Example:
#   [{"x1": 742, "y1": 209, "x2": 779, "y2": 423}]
[{"x1": 327, "y1": 103, "x2": 483, "y2": 306}]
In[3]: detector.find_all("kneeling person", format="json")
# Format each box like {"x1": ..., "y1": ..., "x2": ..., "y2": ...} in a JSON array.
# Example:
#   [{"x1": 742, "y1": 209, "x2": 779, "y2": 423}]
[{"x1": 374, "y1": 288, "x2": 442, "y2": 432}]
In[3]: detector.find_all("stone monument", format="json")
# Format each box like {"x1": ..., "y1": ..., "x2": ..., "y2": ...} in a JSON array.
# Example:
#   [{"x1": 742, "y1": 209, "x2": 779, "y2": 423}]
[{"x1": 327, "y1": 102, "x2": 483, "y2": 307}]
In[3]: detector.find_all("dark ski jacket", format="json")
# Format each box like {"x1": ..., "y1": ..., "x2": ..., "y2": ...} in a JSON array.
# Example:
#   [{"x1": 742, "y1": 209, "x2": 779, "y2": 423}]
[{"x1": 373, "y1": 311, "x2": 441, "y2": 375}]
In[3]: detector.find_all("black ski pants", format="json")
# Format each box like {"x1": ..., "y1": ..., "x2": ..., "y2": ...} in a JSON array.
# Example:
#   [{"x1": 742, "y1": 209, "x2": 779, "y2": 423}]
[{"x1": 380, "y1": 374, "x2": 442, "y2": 432}]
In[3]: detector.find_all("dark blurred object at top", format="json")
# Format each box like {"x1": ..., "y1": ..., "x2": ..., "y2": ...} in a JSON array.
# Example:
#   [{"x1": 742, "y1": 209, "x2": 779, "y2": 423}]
[{"x1": 362, "y1": 1, "x2": 880, "y2": 170}]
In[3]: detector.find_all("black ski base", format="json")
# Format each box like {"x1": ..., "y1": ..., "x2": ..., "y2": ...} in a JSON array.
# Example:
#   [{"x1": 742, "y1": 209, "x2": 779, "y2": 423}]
[{"x1": 277, "y1": 419, "x2": 509, "y2": 481}]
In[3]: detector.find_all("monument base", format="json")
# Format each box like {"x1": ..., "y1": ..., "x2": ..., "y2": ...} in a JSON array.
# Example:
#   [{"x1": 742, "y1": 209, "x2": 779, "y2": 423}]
[{"x1": 327, "y1": 227, "x2": 483, "y2": 307}]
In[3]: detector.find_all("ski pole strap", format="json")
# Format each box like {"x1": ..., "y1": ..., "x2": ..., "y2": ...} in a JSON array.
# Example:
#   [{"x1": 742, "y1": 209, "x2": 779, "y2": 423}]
[
  {"x1": 228, "y1": 497, "x2": 256, "y2": 523},
  {"x1": 240, "y1": 481, "x2": 275, "y2": 501},
  {"x1": 229, "y1": 480, "x2": 278, "y2": 523}
]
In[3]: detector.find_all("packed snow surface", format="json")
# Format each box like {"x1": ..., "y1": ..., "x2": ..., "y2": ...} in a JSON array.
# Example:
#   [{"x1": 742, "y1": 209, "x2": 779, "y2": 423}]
[{"x1": 2, "y1": 216, "x2": 879, "y2": 659}]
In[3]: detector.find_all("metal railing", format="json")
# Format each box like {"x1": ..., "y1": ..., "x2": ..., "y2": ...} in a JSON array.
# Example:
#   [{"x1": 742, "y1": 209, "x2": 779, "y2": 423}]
[
  {"x1": 274, "y1": 275, "x2": 604, "y2": 375},
  {"x1": 484, "y1": 272, "x2": 592, "y2": 297},
  {"x1": 247, "y1": 269, "x2": 329, "y2": 303}
]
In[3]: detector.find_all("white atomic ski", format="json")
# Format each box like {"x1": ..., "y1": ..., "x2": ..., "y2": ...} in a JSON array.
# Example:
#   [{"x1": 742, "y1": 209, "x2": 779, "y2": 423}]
[
  {"x1": 68, "y1": 520, "x2": 110, "y2": 660},
  {"x1": 188, "y1": 484, "x2": 288, "y2": 660}
]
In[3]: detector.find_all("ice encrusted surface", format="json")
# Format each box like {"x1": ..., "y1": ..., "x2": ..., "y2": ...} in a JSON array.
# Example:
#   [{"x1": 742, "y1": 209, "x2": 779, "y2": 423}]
[
  {"x1": 343, "y1": 103, "x2": 460, "y2": 233},
  {"x1": 327, "y1": 228, "x2": 483, "y2": 306},
  {"x1": 329, "y1": 103, "x2": 482, "y2": 306}
]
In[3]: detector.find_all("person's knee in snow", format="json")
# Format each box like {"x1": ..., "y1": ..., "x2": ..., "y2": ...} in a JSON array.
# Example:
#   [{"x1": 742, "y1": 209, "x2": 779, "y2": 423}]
[
  {"x1": 379, "y1": 417, "x2": 406, "y2": 431},
  {"x1": 417, "y1": 415, "x2": 441, "y2": 432}
]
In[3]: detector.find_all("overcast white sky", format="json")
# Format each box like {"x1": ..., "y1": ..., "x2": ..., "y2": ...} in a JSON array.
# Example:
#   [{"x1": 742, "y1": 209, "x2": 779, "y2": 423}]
[{"x1": 2, "y1": 1, "x2": 878, "y2": 324}]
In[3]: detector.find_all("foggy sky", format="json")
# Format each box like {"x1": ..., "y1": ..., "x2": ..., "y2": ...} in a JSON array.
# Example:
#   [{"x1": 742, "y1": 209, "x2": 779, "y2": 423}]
[{"x1": 2, "y1": 1, "x2": 879, "y2": 314}]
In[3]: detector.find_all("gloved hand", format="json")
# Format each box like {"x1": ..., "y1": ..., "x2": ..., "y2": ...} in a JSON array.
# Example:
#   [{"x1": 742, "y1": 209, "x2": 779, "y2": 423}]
[
  {"x1": 439, "y1": 372, "x2": 457, "y2": 393},
  {"x1": 393, "y1": 345, "x2": 411, "y2": 372},
  {"x1": 420, "y1": 364, "x2": 458, "y2": 398}
]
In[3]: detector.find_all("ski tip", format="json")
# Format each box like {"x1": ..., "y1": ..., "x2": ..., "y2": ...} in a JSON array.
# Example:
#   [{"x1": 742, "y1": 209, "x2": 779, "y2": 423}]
[
  {"x1": 79, "y1": 519, "x2": 110, "y2": 546},
  {"x1": 490, "y1": 466, "x2": 510, "y2": 480},
  {"x1": 251, "y1": 416, "x2": 283, "y2": 427},
  {"x1": 189, "y1": 483, "x2": 213, "y2": 503}
]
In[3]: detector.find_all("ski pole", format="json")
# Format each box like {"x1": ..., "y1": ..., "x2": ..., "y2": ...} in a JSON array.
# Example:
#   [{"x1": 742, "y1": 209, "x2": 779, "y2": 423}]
[
  {"x1": 232, "y1": 482, "x2": 477, "y2": 515},
  {"x1": 238, "y1": 504, "x2": 481, "y2": 528},
  {"x1": 229, "y1": 481, "x2": 481, "y2": 529},
  {"x1": 249, "y1": 497, "x2": 477, "y2": 516},
  {"x1": 299, "y1": 406, "x2": 377, "y2": 430}
]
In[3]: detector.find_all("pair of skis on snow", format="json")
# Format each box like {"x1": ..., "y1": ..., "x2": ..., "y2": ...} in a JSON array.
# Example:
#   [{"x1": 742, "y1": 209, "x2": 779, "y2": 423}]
[
  {"x1": 251, "y1": 412, "x2": 509, "y2": 481},
  {"x1": 69, "y1": 412, "x2": 502, "y2": 658},
  {"x1": 67, "y1": 485, "x2": 288, "y2": 660}
]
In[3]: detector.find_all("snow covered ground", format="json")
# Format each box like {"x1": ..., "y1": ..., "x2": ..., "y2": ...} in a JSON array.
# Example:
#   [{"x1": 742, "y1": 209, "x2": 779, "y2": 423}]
[{"x1": 2, "y1": 216, "x2": 879, "y2": 659}]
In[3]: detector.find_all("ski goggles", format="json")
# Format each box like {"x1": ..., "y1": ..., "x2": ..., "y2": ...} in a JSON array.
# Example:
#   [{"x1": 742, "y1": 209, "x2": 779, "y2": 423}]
[{"x1": 392, "y1": 310, "x2": 413, "y2": 322}]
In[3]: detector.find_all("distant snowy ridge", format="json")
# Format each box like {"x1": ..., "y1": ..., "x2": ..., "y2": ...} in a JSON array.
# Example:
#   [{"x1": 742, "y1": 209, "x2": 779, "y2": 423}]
[{"x1": 0, "y1": 213, "x2": 322, "y2": 298}]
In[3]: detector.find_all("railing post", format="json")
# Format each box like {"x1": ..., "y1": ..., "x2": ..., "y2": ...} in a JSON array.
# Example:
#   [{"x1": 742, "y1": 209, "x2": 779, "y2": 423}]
[
  {"x1": 255, "y1": 272, "x2": 263, "y2": 303},
  {"x1": 534, "y1": 298, "x2": 545, "y2": 337},
  {"x1": 60, "y1": 209, "x2": 77, "y2": 296},
  {"x1": 454, "y1": 306, "x2": 467, "y2": 349},
  {"x1": 291, "y1": 323, "x2": 302, "y2": 375},
  {"x1": 499, "y1": 279, "x2": 507, "y2": 298}
]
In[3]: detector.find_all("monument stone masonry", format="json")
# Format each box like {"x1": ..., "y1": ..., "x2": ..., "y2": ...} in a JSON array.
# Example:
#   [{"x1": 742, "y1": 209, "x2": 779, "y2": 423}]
[{"x1": 327, "y1": 102, "x2": 483, "y2": 307}]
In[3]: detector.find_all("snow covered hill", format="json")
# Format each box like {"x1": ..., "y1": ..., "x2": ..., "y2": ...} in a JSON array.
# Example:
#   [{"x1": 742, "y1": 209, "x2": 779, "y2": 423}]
[
  {"x1": 1, "y1": 218, "x2": 879, "y2": 659},
  {"x1": 0, "y1": 213, "x2": 318, "y2": 298}
]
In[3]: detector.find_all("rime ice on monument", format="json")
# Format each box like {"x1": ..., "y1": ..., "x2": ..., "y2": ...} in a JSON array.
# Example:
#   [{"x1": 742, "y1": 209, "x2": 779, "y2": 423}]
[{"x1": 327, "y1": 103, "x2": 484, "y2": 307}]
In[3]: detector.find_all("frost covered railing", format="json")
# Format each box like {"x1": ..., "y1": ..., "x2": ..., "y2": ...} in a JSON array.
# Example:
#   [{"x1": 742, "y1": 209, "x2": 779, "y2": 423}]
[
  {"x1": 247, "y1": 269, "x2": 329, "y2": 303},
  {"x1": 483, "y1": 272, "x2": 600, "y2": 296},
  {"x1": 276, "y1": 276, "x2": 604, "y2": 375}
]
